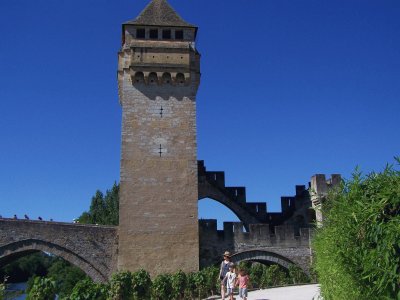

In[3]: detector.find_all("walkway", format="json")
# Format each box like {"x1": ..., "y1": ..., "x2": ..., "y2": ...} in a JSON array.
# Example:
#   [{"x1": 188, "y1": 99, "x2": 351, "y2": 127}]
[
  {"x1": 207, "y1": 284, "x2": 320, "y2": 300},
  {"x1": 247, "y1": 284, "x2": 320, "y2": 300}
]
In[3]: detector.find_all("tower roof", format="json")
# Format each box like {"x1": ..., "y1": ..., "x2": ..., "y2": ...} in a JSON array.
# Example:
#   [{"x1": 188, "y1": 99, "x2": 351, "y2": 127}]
[{"x1": 125, "y1": 0, "x2": 196, "y2": 28}]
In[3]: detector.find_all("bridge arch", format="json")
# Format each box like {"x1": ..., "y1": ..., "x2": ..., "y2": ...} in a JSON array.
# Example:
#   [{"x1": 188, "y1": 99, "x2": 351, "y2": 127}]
[
  {"x1": 230, "y1": 250, "x2": 300, "y2": 272},
  {"x1": 0, "y1": 239, "x2": 107, "y2": 282},
  {"x1": 198, "y1": 197, "x2": 242, "y2": 226},
  {"x1": 198, "y1": 180, "x2": 260, "y2": 231}
]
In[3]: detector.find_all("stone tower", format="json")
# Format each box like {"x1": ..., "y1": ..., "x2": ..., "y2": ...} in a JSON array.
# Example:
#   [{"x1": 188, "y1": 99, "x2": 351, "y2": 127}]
[{"x1": 117, "y1": 0, "x2": 201, "y2": 275}]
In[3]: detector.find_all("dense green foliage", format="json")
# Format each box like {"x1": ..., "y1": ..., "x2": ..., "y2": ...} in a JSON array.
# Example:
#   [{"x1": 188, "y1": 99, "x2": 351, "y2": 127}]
[
  {"x1": 26, "y1": 277, "x2": 56, "y2": 300},
  {"x1": 288, "y1": 264, "x2": 309, "y2": 285},
  {"x1": 131, "y1": 269, "x2": 152, "y2": 299},
  {"x1": 46, "y1": 258, "x2": 88, "y2": 298},
  {"x1": 108, "y1": 271, "x2": 134, "y2": 300},
  {"x1": 15, "y1": 262, "x2": 307, "y2": 299},
  {"x1": 77, "y1": 183, "x2": 119, "y2": 225},
  {"x1": 69, "y1": 278, "x2": 107, "y2": 300},
  {"x1": 171, "y1": 270, "x2": 187, "y2": 299},
  {"x1": 0, "y1": 253, "x2": 54, "y2": 283},
  {"x1": 0, "y1": 278, "x2": 5, "y2": 300},
  {"x1": 260, "y1": 264, "x2": 289, "y2": 288},
  {"x1": 152, "y1": 274, "x2": 173, "y2": 300},
  {"x1": 313, "y1": 161, "x2": 400, "y2": 300}
]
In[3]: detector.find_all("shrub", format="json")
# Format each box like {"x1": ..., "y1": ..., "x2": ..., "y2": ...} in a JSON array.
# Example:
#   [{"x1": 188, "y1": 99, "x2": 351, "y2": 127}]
[
  {"x1": 288, "y1": 265, "x2": 309, "y2": 285},
  {"x1": 200, "y1": 266, "x2": 219, "y2": 296},
  {"x1": 237, "y1": 261, "x2": 251, "y2": 276},
  {"x1": 152, "y1": 274, "x2": 172, "y2": 300},
  {"x1": 250, "y1": 263, "x2": 264, "y2": 288},
  {"x1": 108, "y1": 271, "x2": 134, "y2": 300},
  {"x1": 171, "y1": 270, "x2": 186, "y2": 300},
  {"x1": 184, "y1": 273, "x2": 196, "y2": 300},
  {"x1": 193, "y1": 270, "x2": 208, "y2": 299},
  {"x1": 0, "y1": 278, "x2": 6, "y2": 300},
  {"x1": 26, "y1": 277, "x2": 56, "y2": 300},
  {"x1": 69, "y1": 278, "x2": 107, "y2": 300},
  {"x1": 260, "y1": 265, "x2": 288, "y2": 288},
  {"x1": 313, "y1": 161, "x2": 400, "y2": 299},
  {"x1": 132, "y1": 269, "x2": 151, "y2": 300}
]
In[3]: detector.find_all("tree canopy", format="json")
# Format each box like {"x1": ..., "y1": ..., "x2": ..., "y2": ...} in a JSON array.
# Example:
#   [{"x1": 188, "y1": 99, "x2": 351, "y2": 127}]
[{"x1": 77, "y1": 183, "x2": 119, "y2": 226}]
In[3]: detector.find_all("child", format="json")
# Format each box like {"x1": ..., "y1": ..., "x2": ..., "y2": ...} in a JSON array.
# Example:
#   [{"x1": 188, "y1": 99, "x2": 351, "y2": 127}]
[
  {"x1": 224, "y1": 263, "x2": 237, "y2": 300},
  {"x1": 236, "y1": 269, "x2": 250, "y2": 300}
]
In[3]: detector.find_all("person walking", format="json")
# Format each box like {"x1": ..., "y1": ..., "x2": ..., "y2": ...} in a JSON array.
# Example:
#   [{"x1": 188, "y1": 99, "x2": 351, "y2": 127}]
[
  {"x1": 236, "y1": 268, "x2": 250, "y2": 300},
  {"x1": 224, "y1": 263, "x2": 237, "y2": 300},
  {"x1": 219, "y1": 251, "x2": 232, "y2": 299}
]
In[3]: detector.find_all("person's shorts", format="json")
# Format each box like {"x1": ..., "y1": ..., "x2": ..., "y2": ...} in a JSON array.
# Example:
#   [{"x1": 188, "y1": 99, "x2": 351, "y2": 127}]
[
  {"x1": 220, "y1": 277, "x2": 227, "y2": 286},
  {"x1": 227, "y1": 288, "x2": 234, "y2": 295},
  {"x1": 239, "y1": 288, "x2": 248, "y2": 298}
]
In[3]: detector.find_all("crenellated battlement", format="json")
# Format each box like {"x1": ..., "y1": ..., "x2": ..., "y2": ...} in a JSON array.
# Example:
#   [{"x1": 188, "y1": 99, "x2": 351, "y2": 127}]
[
  {"x1": 199, "y1": 219, "x2": 313, "y2": 269},
  {"x1": 199, "y1": 220, "x2": 311, "y2": 248},
  {"x1": 198, "y1": 160, "x2": 315, "y2": 230}
]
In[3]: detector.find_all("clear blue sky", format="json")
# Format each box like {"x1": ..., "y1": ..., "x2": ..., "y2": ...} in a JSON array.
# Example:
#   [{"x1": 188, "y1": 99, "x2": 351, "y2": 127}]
[{"x1": 0, "y1": 0, "x2": 399, "y2": 227}]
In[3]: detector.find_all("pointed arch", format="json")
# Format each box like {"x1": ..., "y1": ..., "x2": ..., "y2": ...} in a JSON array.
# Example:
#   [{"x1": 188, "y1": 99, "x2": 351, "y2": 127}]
[{"x1": 0, "y1": 239, "x2": 107, "y2": 282}]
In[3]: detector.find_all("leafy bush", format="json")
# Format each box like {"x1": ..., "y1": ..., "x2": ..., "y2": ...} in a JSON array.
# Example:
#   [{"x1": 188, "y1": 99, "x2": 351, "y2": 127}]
[
  {"x1": 237, "y1": 261, "x2": 251, "y2": 276},
  {"x1": 192, "y1": 269, "x2": 208, "y2": 299},
  {"x1": 132, "y1": 269, "x2": 152, "y2": 300},
  {"x1": 69, "y1": 278, "x2": 108, "y2": 300},
  {"x1": 200, "y1": 266, "x2": 219, "y2": 296},
  {"x1": 250, "y1": 263, "x2": 264, "y2": 288},
  {"x1": 108, "y1": 271, "x2": 134, "y2": 300},
  {"x1": 26, "y1": 277, "x2": 56, "y2": 300},
  {"x1": 47, "y1": 258, "x2": 88, "y2": 298},
  {"x1": 0, "y1": 253, "x2": 54, "y2": 283},
  {"x1": 171, "y1": 270, "x2": 186, "y2": 300},
  {"x1": 151, "y1": 274, "x2": 172, "y2": 300},
  {"x1": 0, "y1": 277, "x2": 6, "y2": 300},
  {"x1": 184, "y1": 272, "x2": 196, "y2": 300},
  {"x1": 313, "y1": 161, "x2": 400, "y2": 299},
  {"x1": 260, "y1": 265, "x2": 288, "y2": 288},
  {"x1": 288, "y1": 265, "x2": 309, "y2": 285}
]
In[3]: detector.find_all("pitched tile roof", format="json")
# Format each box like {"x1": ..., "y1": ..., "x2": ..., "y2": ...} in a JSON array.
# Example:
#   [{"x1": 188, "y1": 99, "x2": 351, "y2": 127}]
[{"x1": 125, "y1": 0, "x2": 196, "y2": 28}]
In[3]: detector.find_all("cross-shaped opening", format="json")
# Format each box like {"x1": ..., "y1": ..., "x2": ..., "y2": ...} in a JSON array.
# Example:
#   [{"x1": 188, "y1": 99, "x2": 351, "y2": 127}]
[
  {"x1": 159, "y1": 106, "x2": 164, "y2": 117},
  {"x1": 159, "y1": 144, "x2": 162, "y2": 157}
]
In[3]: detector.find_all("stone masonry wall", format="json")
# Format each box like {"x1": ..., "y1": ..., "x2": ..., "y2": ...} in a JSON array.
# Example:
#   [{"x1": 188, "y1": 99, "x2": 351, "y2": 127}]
[
  {"x1": 0, "y1": 219, "x2": 118, "y2": 282},
  {"x1": 117, "y1": 34, "x2": 201, "y2": 275},
  {"x1": 199, "y1": 219, "x2": 312, "y2": 274}
]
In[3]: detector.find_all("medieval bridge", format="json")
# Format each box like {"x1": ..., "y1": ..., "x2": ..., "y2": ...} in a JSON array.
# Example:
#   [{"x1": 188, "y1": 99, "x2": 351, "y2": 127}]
[{"x1": 0, "y1": 163, "x2": 337, "y2": 281}]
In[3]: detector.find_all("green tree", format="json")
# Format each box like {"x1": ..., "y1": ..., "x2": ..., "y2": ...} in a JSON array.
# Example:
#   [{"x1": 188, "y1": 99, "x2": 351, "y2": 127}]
[
  {"x1": 313, "y1": 160, "x2": 400, "y2": 299},
  {"x1": 47, "y1": 258, "x2": 88, "y2": 298},
  {"x1": 0, "y1": 253, "x2": 54, "y2": 283},
  {"x1": 26, "y1": 277, "x2": 56, "y2": 300},
  {"x1": 69, "y1": 278, "x2": 108, "y2": 300},
  {"x1": 77, "y1": 183, "x2": 119, "y2": 226}
]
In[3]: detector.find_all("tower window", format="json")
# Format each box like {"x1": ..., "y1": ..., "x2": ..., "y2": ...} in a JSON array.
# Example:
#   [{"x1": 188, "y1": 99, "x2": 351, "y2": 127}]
[
  {"x1": 136, "y1": 28, "x2": 145, "y2": 39},
  {"x1": 176, "y1": 73, "x2": 185, "y2": 85},
  {"x1": 175, "y1": 30, "x2": 184, "y2": 40},
  {"x1": 149, "y1": 29, "x2": 158, "y2": 39},
  {"x1": 162, "y1": 29, "x2": 171, "y2": 39}
]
